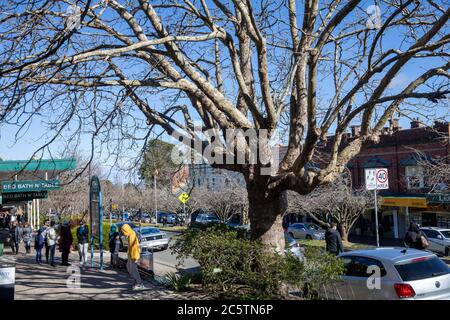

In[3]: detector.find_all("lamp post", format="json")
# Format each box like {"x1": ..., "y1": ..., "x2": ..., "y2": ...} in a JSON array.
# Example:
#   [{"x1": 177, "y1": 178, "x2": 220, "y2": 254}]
[{"x1": 154, "y1": 169, "x2": 159, "y2": 225}]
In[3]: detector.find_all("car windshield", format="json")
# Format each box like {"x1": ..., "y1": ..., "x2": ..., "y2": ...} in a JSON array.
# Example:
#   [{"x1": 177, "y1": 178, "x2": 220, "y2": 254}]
[
  {"x1": 140, "y1": 228, "x2": 160, "y2": 235},
  {"x1": 395, "y1": 257, "x2": 450, "y2": 281},
  {"x1": 440, "y1": 231, "x2": 450, "y2": 238},
  {"x1": 206, "y1": 216, "x2": 219, "y2": 221},
  {"x1": 307, "y1": 224, "x2": 321, "y2": 231}
]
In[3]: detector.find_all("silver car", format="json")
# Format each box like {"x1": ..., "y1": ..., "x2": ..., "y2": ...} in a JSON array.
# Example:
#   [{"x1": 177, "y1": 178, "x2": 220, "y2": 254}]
[
  {"x1": 138, "y1": 227, "x2": 170, "y2": 251},
  {"x1": 287, "y1": 223, "x2": 325, "y2": 240},
  {"x1": 327, "y1": 247, "x2": 450, "y2": 300},
  {"x1": 420, "y1": 227, "x2": 450, "y2": 256}
]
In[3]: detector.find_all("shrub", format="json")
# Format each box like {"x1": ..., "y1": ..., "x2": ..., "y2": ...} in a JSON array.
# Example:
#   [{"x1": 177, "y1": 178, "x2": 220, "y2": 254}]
[
  {"x1": 172, "y1": 225, "x2": 305, "y2": 299},
  {"x1": 70, "y1": 222, "x2": 112, "y2": 251},
  {"x1": 302, "y1": 246, "x2": 345, "y2": 299},
  {"x1": 164, "y1": 272, "x2": 192, "y2": 291}
]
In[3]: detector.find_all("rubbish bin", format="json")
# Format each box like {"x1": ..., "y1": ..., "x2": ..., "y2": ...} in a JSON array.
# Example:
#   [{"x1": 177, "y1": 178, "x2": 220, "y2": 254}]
[
  {"x1": 138, "y1": 251, "x2": 154, "y2": 275},
  {"x1": 0, "y1": 263, "x2": 15, "y2": 300}
]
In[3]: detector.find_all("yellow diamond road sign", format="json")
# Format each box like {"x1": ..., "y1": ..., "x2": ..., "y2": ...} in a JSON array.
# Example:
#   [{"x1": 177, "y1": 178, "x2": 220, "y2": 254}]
[{"x1": 178, "y1": 192, "x2": 190, "y2": 204}]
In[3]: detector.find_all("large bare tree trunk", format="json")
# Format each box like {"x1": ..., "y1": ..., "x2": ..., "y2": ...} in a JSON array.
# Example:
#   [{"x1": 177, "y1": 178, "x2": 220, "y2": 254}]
[{"x1": 247, "y1": 179, "x2": 286, "y2": 252}]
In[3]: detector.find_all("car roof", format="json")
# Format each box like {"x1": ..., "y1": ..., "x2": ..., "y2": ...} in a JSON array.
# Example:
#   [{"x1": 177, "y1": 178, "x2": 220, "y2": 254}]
[
  {"x1": 340, "y1": 247, "x2": 435, "y2": 263},
  {"x1": 421, "y1": 227, "x2": 450, "y2": 231}
]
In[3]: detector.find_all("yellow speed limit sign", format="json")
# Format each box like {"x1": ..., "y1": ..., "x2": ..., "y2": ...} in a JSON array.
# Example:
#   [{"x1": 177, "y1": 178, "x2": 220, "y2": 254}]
[{"x1": 178, "y1": 192, "x2": 190, "y2": 204}]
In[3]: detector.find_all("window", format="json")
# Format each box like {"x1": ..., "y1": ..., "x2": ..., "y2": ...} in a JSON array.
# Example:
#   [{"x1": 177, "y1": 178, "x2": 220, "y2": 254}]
[
  {"x1": 343, "y1": 256, "x2": 387, "y2": 278},
  {"x1": 421, "y1": 229, "x2": 440, "y2": 239},
  {"x1": 395, "y1": 257, "x2": 450, "y2": 281},
  {"x1": 405, "y1": 165, "x2": 425, "y2": 189}
]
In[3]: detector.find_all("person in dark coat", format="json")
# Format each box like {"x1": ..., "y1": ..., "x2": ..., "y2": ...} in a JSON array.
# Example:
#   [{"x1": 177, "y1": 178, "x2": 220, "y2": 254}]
[
  {"x1": 59, "y1": 222, "x2": 73, "y2": 266},
  {"x1": 404, "y1": 222, "x2": 428, "y2": 250},
  {"x1": 9, "y1": 221, "x2": 22, "y2": 254},
  {"x1": 35, "y1": 227, "x2": 46, "y2": 264},
  {"x1": 325, "y1": 222, "x2": 344, "y2": 256}
]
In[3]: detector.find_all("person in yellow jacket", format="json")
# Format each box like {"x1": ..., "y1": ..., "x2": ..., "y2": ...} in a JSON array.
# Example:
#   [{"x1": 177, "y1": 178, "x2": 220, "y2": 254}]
[{"x1": 120, "y1": 224, "x2": 146, "y2": 290}]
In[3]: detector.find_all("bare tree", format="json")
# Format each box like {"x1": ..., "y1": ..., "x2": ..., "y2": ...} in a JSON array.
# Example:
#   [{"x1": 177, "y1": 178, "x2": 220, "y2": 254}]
[
  {"x1": 289, "y1": 174, "x2": 372, "y2": 241},
  {"x1": 1, "y1": 0, "x2": 449, "y2": 251}
]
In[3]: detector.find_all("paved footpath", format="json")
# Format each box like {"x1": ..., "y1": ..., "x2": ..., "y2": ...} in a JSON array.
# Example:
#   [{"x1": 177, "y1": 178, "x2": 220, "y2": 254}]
[{"x1": 0, "y1": 249, "x2": 207, "y2": 300}]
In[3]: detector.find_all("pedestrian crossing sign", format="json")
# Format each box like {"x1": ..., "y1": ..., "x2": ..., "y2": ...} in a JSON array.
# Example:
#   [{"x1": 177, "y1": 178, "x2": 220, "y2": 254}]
[{"x1": 178, "y1": 192, "x2": 190, "y2": 204}]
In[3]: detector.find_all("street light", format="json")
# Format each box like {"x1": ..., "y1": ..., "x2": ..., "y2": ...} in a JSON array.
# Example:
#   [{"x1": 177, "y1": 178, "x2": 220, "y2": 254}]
[{"x1": 154, "y1": 169, "x2": 159, "y2": 225}]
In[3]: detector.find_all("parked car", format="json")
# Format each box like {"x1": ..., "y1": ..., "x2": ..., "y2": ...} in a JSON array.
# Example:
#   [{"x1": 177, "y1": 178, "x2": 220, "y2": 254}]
[
  {"x1": 287, "y1": 223, "x2": 325, "y2": 240},
  {"x1": 190, "y1": 211, "x2": 221, "y2": 230},
  {"x1": 138, "y1": 227, "x2": 170, "y2": 251},
  {"x1": 156, "y1": 211, "x2": 177, "y2": 224},
  {"x1": 327, "y1": 247, "x2": 450, "y2": 300},
  {"x1": 420, "y1": 227, "x2": 450, "y2": 256},
  {"x1": 285, "y1": 232, "x2": 305, "y2": 261}
]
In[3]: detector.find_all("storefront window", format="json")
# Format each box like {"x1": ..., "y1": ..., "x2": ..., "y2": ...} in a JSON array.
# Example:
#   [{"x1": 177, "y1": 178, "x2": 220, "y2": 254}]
[{"x1": 405, "y1": 165, "x2": 425, "y2": 190}]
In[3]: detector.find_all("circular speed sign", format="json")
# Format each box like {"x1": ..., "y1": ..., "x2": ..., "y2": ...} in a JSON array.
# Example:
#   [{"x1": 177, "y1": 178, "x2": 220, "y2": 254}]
[{"x1": 376, "y1": 169, "x2": 388, "y2": 183}]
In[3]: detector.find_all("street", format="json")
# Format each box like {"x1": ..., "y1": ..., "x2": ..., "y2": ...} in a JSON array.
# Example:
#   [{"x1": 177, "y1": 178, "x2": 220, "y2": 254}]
[{"x1": 151, "y1": 231, "x2": 199, "y2": 277}]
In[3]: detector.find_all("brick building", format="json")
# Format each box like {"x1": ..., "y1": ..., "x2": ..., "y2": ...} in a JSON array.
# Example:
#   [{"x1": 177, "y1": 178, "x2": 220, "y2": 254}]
[{"x1": 346, "y1": 120, "x2": 450, "y2": 239}]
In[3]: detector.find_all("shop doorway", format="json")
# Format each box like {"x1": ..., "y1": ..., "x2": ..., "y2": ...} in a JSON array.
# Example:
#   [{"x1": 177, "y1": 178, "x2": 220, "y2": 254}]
[{"x1": 421, "y1": 212, "x2": 437, "y2": 227}]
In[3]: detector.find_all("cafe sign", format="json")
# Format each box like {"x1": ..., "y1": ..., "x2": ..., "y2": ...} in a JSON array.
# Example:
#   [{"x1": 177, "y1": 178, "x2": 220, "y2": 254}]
[
  {"x1": 427, "y1": 193, "x2": 450, "y2": 205},
  {"x1": 1, "y1": 191, "x2": 48, "y2": 203},
  {"x1": 1, "y1": 179, "x2": 60, "y2": 193}
]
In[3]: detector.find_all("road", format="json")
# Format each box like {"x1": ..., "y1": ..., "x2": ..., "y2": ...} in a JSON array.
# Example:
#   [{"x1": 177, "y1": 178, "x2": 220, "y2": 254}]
[{"x1": 151, "y1": 231, "x2": 199, "y2": 276}]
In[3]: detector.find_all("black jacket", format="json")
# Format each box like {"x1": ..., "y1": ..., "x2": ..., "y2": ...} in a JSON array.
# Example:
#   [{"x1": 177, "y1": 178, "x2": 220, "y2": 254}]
[
  {"x1": 325, "y1": 228, "x2": 344, "y2": 254},
  {"x1": 404, "y1": 222, "x2": 428, "y2": 250}
]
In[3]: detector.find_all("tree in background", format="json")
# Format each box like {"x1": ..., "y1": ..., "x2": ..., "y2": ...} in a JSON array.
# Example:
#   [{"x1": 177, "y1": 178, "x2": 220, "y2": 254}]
[
  {"x1": 289, "y1": 173, "x2": 372, "y2": 242},
  {"x1": 139, "y1": 139, "x2": 181, "y2": 187}
]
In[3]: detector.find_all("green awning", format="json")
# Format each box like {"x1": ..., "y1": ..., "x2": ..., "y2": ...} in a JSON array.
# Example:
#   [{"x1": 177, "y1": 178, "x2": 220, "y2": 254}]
[
  {"x1": 362, "y1": 157, "x2": 391, "y2": 168},
  {"x1": 400, "y1": 154, "x2": 436, "y2": 166},
  {"x1": 0, "y1": 158, "x2": 76, "y2": 172}
]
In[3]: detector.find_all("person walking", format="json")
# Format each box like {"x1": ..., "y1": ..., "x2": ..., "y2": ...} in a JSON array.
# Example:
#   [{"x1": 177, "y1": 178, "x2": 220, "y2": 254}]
[
  {"x1": 109, "y1": 225, "x2": 121, "y2": 269},
  {"x1": 46, "y1": 221, "x2": 57, "y2": 267},
  {"x1": 120, "y1": 224, "x2": 145, "y2": 290},
  {"x1": 59, "y1": 222, "x2": 73, "y2": 266},
  {"x1": 41, "y1": 221, "x2": 50, "y2": 263},
  {"x1": 76, "y1": 221, "x2": 89, "y2": 267},
  {"x1": 9, "y1": 221, "x2": 21, "y2": 254},
  {"x1": 404, "y1": 222, "x2": 429, "y2": 250},
  {"x1": 325, "y1": 222, "x2": 344, "y2": 256},
  {"x1": 22, "y1": 222, "x2": 33, "y2": 254},
  {"x1": 34, "y1": 227, "x2": 46, "y2": 264}
]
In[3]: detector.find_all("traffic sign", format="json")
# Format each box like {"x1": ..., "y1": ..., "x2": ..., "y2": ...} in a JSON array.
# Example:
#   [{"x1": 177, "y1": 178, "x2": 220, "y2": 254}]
[
  {"x1": 178, "y1": 192, "x2": 190, "y2": 204},
  {"x1": 365, "y1": 168, "x2": 389, "y2": 190}
]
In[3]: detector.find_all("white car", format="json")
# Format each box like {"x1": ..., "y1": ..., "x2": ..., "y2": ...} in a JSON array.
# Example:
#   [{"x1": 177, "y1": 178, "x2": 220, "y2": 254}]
[
  {"x1": 326, "y1": 247, "x2": 450, "y2": 300},
  {"x1": 420, "y1": 227, "x2": 450, "y2": 256}
]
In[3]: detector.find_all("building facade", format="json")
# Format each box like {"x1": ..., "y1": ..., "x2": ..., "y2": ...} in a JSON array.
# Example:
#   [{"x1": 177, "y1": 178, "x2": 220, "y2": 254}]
[{"x1": 347, "y1": 120, "x2": 450, "y2": 239}]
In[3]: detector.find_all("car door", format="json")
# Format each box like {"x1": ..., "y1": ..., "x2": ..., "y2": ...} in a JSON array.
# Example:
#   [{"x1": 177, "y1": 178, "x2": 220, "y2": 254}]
[
  {"x1": 340, "y1": 256, "x2": 387, "y2": 299},
  {"x1": 297, "y1": 224, "x2": 307, "y2": 239},
  {"x1": 422, "y1": 229, "x2": 443, "y2": 254}
]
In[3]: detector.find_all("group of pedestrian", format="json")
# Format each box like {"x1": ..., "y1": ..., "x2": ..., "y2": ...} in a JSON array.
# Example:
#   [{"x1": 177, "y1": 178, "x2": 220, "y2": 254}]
[{"x1": 7, "y1": 220, "x2": 33, "y2": 254}]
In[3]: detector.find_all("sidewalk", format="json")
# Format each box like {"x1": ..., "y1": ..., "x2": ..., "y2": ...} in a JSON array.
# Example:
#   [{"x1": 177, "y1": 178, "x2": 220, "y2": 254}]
[{"x1": 0, "y1": 247, "x2": 207, "y2": 300}]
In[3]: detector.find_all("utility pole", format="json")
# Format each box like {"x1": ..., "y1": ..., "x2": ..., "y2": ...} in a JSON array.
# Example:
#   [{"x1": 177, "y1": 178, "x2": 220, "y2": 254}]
[{"x1": 154, "y1": 169, "x2": 158, "y2": 225}]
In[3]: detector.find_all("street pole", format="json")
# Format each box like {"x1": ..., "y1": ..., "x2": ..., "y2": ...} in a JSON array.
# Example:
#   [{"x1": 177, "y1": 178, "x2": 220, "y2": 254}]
[
  {"x1": 374, "y1": 188, "x2": 380, "y2": 247},
  {"x1": 109, "y1": 198, "x2": 112, "y2": 225},
  {"x1": 154, "y1": 171, "x2": 158, "y2": 225}
]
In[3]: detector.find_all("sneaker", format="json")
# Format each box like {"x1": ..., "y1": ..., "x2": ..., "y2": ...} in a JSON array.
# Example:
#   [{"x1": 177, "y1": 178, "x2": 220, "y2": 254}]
[{"x1": 132, "y1": 284, "x2": 147, "y2": 290}]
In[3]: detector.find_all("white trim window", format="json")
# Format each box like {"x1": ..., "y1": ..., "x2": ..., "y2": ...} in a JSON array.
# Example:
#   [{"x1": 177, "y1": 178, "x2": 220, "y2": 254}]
[{"x1": 405, "y1": 165, "x2": 425, "y2": 190}]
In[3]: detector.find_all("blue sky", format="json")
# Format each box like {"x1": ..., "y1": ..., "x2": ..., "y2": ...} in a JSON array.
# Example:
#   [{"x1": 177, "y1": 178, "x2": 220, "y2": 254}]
[{"x1": 0, "y1": 0, "x2": 448, "y2": 181}]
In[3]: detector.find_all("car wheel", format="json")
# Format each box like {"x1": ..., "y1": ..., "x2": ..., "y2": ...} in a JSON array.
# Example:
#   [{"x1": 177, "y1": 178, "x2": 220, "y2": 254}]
[
  {"x1": 305, "y1": 235, "x2": 312, "y2": 240},
  {"x1": 162, "y1": 245, "x2": 168, "y2": 251},
  {"x1": 289, "y1": 232, "x2": 295, "y2": 239}
]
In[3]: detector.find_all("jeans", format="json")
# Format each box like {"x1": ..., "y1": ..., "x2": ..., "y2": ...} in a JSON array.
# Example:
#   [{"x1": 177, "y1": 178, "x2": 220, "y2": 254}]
[
  {"x1": 126, "y1": 259, "x2": 142, "y2": 285},
  {"x1": 36, "y1": 248, "x2": 42, "y2": 263},
  {"x1": 61, "y1": 250, "x2": 70, "y2": 265},
  {"x1": 111, "y1": 253, "x2": 119, "y2": 267},
  {"x1": 45, "y1": 243, "x2": 49, "y2": 263},
  {"x1": 10, "y1": 241, "x2": 19, "y2": 254},
  {"x1": 49, "y1": 245, "x2": 56, "y2": 265},
  {"x1": 25, "y1": 241, "x2": 31, "y2": 254},
  {"x1": 78, "y1": 243, "x2": 89, "y2": 265}
]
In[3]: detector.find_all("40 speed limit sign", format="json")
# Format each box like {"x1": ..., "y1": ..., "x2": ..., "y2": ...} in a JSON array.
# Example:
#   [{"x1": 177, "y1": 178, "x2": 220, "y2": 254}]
[{"x1": 365, "y1": 168, "x2": 389, "y2": 190}]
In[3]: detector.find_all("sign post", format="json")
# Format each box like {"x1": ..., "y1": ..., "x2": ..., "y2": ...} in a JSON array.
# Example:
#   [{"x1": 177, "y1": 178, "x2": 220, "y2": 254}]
[
  {"x1": 89, "y1": 175, "x2": 103, "y2": 270},
  {"x1": 365, "y1": 168, "x2": 389, "y2": 247},
  {"x1": 178, "y1": 192, "x2": 190, "y2": 225}
]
